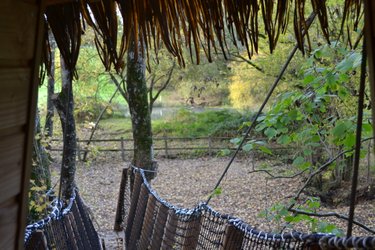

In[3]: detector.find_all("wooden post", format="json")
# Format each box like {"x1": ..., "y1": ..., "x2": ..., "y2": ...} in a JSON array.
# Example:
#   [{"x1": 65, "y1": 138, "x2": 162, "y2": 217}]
[
  {"x1": 121, "y1": 136, "x2": 125, "y2": 161},
  {"x1": 164, "y1": 131, "x2": 169, "y2": 158},
  {"x1": 25, "y1": 230, "x2": 48, "y2": 250},
  {"x1": 208, "y1": 136, "x2": 212, "y2": 156},
  {"x1": 114, "y1": 168, "x2": 128, "y2": 231}
]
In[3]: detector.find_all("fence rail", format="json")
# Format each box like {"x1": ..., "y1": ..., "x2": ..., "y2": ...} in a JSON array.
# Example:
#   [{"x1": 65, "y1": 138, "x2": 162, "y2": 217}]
[{"x1": 50, "y1": 136, "x2": 291, "y2": 160}]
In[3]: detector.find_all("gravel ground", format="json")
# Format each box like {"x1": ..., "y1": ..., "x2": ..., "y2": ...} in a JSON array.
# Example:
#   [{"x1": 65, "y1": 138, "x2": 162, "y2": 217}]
[{"x1": 58, "y1": 155, "x2": 375, "y2": 239}]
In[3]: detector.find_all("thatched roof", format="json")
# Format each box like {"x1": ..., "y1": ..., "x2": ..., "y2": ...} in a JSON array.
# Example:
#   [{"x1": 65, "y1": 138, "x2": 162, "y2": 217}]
[{"x1": 44, "y1": 0, "x2": 363, "y2": 75}]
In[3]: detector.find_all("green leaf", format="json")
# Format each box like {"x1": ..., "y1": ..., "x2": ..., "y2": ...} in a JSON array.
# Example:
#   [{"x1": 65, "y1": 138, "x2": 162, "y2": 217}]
[
  {"x1": 336, "y1": 57, "x2": 353, "y2": 72},
  {"x1": 343, "y1": 133, "x2": 355, "y2": 148},
  {"x1": 363, "y1": 123, "x2": 373, "y2": 134},
  {"x1": 277, "y1": 135, "x2": 291, "y2": 145},
  {"x1": 218, "y1": 149, "x2": 231, "y2": 157},
  {"x1": 303, "y1": 149, "x2": 313, "y2": 156},
  {"x1": 258, "y1": 145, "x2": 272, "y2": 155},
  {"x1": 230, "y1": 137, "x2": 241, "y2": 145},
  {"x1": 332, "y1": 122, "x2": 347, "y2": 138},
  {"x1": 209, "y1": 187, "x2": 223, "y2": 199},
  {"x1": 303, "y1": 75, "x2": 315, "y2": 85},
  {"x1": 242, "y1": 143, "x2": 254, "y2": 152},
  {"x1": 265, "y1": 127, "x2": 277, "y2": 139},
  {"x1": 292, "y1": 156, "x2": 305, "y2": 167}
]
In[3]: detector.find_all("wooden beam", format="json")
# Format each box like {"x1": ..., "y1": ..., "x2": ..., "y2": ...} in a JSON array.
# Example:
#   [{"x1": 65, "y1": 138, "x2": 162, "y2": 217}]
[{"x1": 17, "y1": 0, "x2": 46, "y2": 248}]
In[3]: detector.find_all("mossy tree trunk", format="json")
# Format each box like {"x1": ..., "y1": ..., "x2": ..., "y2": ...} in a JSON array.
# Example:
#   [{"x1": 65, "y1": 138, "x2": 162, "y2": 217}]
[
  {"x1": 126, "y1": 41, "x2": 156, "y2": 181},
  {"x1": 45, "y1": 30, "x2": 55, "y2": 137},
  {"x1": 53, "y1": 54, "x2": 77, "y2": 200}
]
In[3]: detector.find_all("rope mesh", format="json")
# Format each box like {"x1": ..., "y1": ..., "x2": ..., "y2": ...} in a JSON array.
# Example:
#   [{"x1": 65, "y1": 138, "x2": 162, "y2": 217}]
[
  {"x1": 123, "y1": 167, "x2": 375, "y2": 250},
  {"x1": 24, "y1": 192, "x2": 101, "y2": 250}
]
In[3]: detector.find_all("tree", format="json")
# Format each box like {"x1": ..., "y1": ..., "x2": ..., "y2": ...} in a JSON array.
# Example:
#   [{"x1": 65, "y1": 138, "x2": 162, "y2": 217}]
[
  {"x1": 125, "y1": 41, "x2": 156, "y2": 180},
  {"x1": 52, "y1": 54, "x2": 77, "y2": 200},
  {"x1": 45, "y1": 30, "x2": 56, "y2": 137}
]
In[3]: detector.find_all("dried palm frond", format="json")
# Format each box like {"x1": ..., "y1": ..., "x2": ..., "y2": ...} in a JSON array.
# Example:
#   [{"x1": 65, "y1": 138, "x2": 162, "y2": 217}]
[
  {"x1": 45, "y1": 1, "x2": 81, "y2": 79},
  {"x1": 81, "y1": 0, "x2": 126, "y2": 73},
  {"x1": 45, "y1": 0, "x2": 364, "y2": 73}
]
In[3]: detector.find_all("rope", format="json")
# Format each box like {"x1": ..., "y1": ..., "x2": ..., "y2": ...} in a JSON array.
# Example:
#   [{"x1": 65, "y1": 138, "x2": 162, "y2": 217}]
[
  {"x1": 130, "y1": 163, "x2": 158, "y2": 173},
  {"x1": 206, "y1": 12, "x2": 317, "y2": 205},
  {"x1": 126, "y1": 167, "x2": 375, "y2": 249},
  {"x1": 24, "y1": 189, "x2": 76, "y2": 242},
  {"x1": 347, "y1": 36, "x2": 367, "y2": 236}
]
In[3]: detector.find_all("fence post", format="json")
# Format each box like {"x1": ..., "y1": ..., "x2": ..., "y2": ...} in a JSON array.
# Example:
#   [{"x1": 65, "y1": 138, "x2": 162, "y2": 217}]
[
  {"x1": 208, "y1": 136, "x2": 212, "y2": 156},
  {"x1": 121, "y1": 137, "x2": 125, "y2": 161},
  {"x1": 163, "y1": 131, "x2": 169, "y2": 158}
]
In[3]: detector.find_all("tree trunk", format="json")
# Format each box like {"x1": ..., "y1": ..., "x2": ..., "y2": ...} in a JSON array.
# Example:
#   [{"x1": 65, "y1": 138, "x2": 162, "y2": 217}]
[
  {"x1": 32, "y1": 108, "x2": 51, "y2": 188},
  {"x1": 53, "y1": 54, "x2": 77, "y2": 200},
  {"x1": 126, "y1": 41, "x2": 156, "y2": 181},
  {"x1": 44, "y1": 30, "x2": 55, "y2": 137}
]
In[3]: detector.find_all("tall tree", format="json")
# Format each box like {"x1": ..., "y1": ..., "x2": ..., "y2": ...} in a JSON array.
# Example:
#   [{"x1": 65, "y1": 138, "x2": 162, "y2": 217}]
[
  {"x1": 126, "y1": 41, "x2": 156, "y2": 181},
  {"x1": 53, "y1": 55, "x2": 77, "y2": 200},
  {"x1": 45, "y1": 30, "x2": 56, "y2": 137}
]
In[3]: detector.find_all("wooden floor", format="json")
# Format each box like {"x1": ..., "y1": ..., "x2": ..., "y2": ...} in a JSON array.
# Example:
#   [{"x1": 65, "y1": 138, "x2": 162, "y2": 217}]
[{"x1": 100, "y1": 231, "x2": 125, "y2": 250}]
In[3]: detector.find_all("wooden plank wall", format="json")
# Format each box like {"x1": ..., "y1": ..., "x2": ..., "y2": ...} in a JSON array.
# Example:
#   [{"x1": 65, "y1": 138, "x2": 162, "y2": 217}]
[{"x1": 0, "y1": 0, "x2": 44, "y2": 249}]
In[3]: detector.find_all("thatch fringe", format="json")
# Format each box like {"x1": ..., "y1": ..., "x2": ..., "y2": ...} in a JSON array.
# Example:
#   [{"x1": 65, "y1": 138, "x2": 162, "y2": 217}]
[
  {"x1": 44, "y1": 0, "x2": 363, "y2": 75},
  {"x1": 45, "y1": 1, "x2": 81, "y2": 79}
]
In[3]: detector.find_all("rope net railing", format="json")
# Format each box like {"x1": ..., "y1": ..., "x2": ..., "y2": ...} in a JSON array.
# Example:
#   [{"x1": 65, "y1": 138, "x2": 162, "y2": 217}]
[
  {"x1": 122, "y1": 167, "x2": 375, "y2": 250},
  {"x1": 24, "y1": 190, "x2": 101, "y2": 250}
]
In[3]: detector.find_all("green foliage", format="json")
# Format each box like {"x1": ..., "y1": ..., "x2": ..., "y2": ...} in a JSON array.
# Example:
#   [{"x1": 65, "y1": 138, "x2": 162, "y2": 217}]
[
  {"x1": 255, "y1": 43, "x2": 370, "y2": 180},
  {"x1": 230, "y1": 138, "x2": 272, "y2": 155},
  {"x1": 153, "y1": 108, "x2": 251, "y2": 137},
  {"x1": 28, "y1": 180, "x2": 49, "y2": 223},
  {"x1": 208, "y1": 187, "x2": 223, "y2": 199},
  {"x1": 228, "y1": 37, "x2": 303, "y2": 110},
  {"x1": 259, "y1": 198, "x2": 343, "y2": 235}
]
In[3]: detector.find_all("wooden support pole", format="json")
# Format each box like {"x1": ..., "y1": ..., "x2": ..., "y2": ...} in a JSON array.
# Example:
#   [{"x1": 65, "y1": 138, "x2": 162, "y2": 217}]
[
  {"x1": 25, "y1": 230, "x2": 48, "y2": 250},
  {"x1": 114, "y1": 168, "x2": 129, "y2": 231}
]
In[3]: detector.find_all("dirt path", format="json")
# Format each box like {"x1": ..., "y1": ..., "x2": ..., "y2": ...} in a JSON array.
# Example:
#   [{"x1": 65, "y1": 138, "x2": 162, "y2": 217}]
[{"x1": 63, "y1": 155, "x2": 374, "y2": 246}]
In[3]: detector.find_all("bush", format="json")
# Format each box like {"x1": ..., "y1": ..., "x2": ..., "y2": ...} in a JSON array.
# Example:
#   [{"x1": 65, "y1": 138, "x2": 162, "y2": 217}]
[{"x1": 153, "y1": 108, "x2": 253, "y2": 137}]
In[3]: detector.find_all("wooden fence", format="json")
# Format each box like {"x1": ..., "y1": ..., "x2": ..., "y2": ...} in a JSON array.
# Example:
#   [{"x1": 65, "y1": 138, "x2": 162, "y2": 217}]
[{"x1": 50, "y1": 136, "x2": 241, "y2": 160}]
